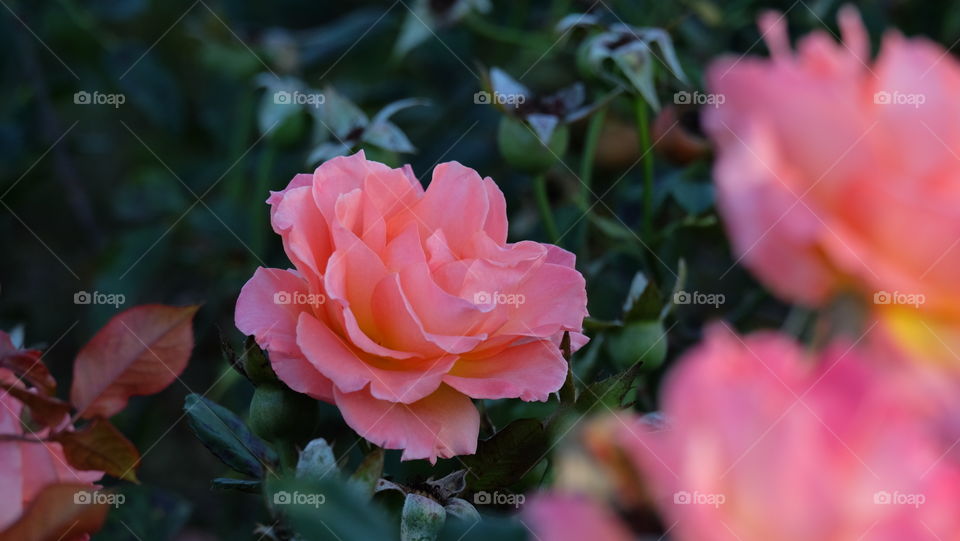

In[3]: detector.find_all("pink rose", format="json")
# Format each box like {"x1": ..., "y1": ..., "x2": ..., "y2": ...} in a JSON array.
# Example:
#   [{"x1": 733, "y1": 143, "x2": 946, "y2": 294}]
[
  {"x1": 524, "y1": 494, "x2": 633, "y2": 541},
  {"x1": 704, "y1": 7, "x2": 960, "y2": 331},
  {"x1": 236, "y1": 151, "x2": 588, "y2": 462},
  {"x1": 0, "y1": 367, "x2": 103, "y2": 531},
  {"x1": 622, "y1": 325, "x2": 960, "y2": 540}
]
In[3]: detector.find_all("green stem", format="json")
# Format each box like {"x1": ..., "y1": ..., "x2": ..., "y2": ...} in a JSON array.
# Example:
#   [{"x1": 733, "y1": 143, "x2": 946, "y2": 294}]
[
  {"x1": 463, "y1": 14, "x2": 549, "y2": 48},
  {"x1": 578, "y1": 107, "x2": 606, "y2": 208},
  {"x1": 533, "y1": 174, "x2": 560, "y2": 243},
  {"x1": 635, "y1": 97, "x2": 655, "y2": 239},
  {"x1": 576, "y1": 107, "x2": 606, "y2": 259},
  {"x1": 275, "y1": 438, "x2": 298, "y2": 472}
]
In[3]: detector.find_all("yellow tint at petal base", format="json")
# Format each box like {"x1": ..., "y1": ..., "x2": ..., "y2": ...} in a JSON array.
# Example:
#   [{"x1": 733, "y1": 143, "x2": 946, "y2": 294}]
[{"x1": 879, "y1": 306, "x2": 960, "y2": 368}]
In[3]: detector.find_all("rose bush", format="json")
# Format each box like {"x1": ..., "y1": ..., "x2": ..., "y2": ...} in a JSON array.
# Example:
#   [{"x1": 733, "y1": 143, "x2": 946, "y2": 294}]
[
  {"x1": 236, "y1": 151, "x2": 588, "y2": 462},
  {"x1": 704, "y1": 8, "x2": 960, "y2": 362}
]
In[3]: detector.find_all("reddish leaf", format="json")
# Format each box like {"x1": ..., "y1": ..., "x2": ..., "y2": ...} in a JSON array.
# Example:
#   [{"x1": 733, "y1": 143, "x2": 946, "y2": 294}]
[
  {"x1": 0, "y1": 483, "x2": 109, "y2": 541},
  {"x1": 0, "y1": 331, "x2": 55, "y2": 395},
  {"x1": 70, "y1": 304, "x2": 198, "y2": 419},
  {"x1": 0, "y1": 382, "x2": 70, "y2": 428},
  {"x1": 52, "y1": 418, "x2": 141, "y2": 483}
]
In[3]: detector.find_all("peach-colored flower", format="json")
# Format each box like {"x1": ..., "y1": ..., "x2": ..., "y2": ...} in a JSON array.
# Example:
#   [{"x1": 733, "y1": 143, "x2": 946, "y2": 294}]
[
  {"x1": 0, "y1": 368, "x2": 103, "y2": 531},
  {"x1": 236, "y1": 151, "x2": 588, "y2": 462},
  {"x1": 704, "y1": 7, "x2": 960, "y2": 354},
  {"x1": 620, "y1": 324, "x2": 960, "y2": 541}
]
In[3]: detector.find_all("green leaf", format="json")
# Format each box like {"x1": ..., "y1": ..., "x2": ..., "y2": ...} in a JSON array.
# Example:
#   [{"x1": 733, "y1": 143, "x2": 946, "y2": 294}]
[
  {"x1": 362, "y1": 121, "x2": 417, "y2": 153},
  {"x1": 461, "y1": 418, "x2": 549, "y2": 491},
  {"x1": 401, "y1": 493, "x2": 446, "y2": 541},
  {"x1": 622, "y1": 272, "x2": 663, "y2": 322},
  {"x1": 438, "y1": 513, "x2": 526, "y2": 541},
  {"x1": 97, "y1": 484, "x2": 192, "y2": 541},
  {"x1": 266, "y1": 475, "x2": 395, "y2": 541},
  {"x1": 371, "y1": 98, "x2": 430, "y2": 126},
  {"x1": 349, "y1": 447, "x2": 384, "y2": 497},
  {"x1": 306, "y1": 142, "x2": 353, "y2": 166},
  {"x1": 318, "y1": 86, "x2": 368, "y2": 139},
  {"x1": 670, "y1": 176, "x2": 714, "y2": 215},
  {"x1": 426, "y1": 470, "x2": 467, "y2": 501},
  {"x1": 605, "y1": 320, "x2": 669, "y2": 372},
  {"x1": 442, "y1": 498, "x2": 479, "y2": 522},
  {"x1": 393, "y1": 3, "x2": 435, "y2": 59},
  {"x1": 576, "y1": 362, "x2": 645, "y2": 412},
  {"x1": 612, "y1": 41, "x2": 659, "y2": 109},
  {"x1": 211, "y1": 478, "x2": 262, "y2": 494},
  {"x1": 183, "y1": 394, "x2": 278, "y2": 478}
]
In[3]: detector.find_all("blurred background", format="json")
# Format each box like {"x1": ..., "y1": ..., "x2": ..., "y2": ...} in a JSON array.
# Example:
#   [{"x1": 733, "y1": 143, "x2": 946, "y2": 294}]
[{"x1": 1, "y1": 0, "x2": 957, "y2": 538}]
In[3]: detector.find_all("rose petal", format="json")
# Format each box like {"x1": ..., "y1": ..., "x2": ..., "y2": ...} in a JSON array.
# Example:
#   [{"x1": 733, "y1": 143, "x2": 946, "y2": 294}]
[
  {"x1": 333, "y1": 384, "x2": 479, "y2": 463},
  {"x1": 412, "y1": 162, "x2": 493, "y2": 252},
  {"x1": 296, "y1": 313, "x2": 453, "y2": 403},
  {"x1": 444, "y1": 339, "x2": 567, "y2": 401},
  {"x1": 235, "y1": 267, "x2": 335, "y2": 401},
  {"x1": 525, "y1": 494, "x2": 634, "y2": 541},
  {"x1": 271, "y1": 186, "x2": 332, "y2": 285}
]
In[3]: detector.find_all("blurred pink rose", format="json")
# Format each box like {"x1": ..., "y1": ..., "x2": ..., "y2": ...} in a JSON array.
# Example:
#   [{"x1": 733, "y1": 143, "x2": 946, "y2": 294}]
[
  {"x1": 704, "y1": 7, "x2": 960, "y2": 329},
  {"x1": 622, "y1": 324, "x2": 960, "y2": 541},
  {"x1": 0, "y1": 367, "x2": 103, "y2": 531},
  {"x1": 524, "y1": 494, "x2": 633, "y2": 541},
  {"x1": 236, "y1": 151, "x2": 588, "y2": 462}
]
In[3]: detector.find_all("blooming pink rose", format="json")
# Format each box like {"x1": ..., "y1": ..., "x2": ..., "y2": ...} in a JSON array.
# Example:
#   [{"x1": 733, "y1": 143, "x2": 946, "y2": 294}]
[
  {"x1": 621, "y1": 324, "x2": 960, "y2": 541},
  {"x1": 236, "y1": 151, "x2": 588, "y2": 462},
  {"x1": 704, "y1": 7, "x2": 960, "y2": 334},
  {"x1": 0, "y1": 367, "x2": 103, "y2": 532}
]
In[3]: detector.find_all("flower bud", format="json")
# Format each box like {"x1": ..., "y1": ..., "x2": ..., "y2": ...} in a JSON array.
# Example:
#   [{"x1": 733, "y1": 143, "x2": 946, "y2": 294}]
[{"x1": 497, "y1": 116, "x2": 569, "y2": 174}]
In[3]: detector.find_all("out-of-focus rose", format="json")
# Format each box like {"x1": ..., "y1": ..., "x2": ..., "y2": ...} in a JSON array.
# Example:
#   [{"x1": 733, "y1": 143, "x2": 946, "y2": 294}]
[
  {"x1": 704, "y1": 7, "x2": 960, "y2": 361},
  {"x1": 236, "y1": 151, "x2": 588, "y2": 462},
  {"x1": 524, "y1": 493, "x2": 633, "y2": 541},
  {"x1": 619, "y1": 324, "x2": 960, "y2": 541},
  {"x1": 0, "y1": 368, "x2": 103, "y2": 532}
]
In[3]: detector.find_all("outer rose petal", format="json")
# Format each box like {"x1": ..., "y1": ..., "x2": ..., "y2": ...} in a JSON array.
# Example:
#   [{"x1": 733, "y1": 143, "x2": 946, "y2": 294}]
[
  {"x1": 333, "y1": 384, "x2": 479, "y2": 463},
  {"x1": 271, "y1": 186, "x2": 332, "y2": 285},
  {"x1": 524, "y1": 494, "x2": 633, "y2": 541},
  {"x1": 235, "y1": 267, "x2": 335, "y2": 401},
  {"x1": 444, "y1": 339, "x2": 567, "y2": 401}
]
